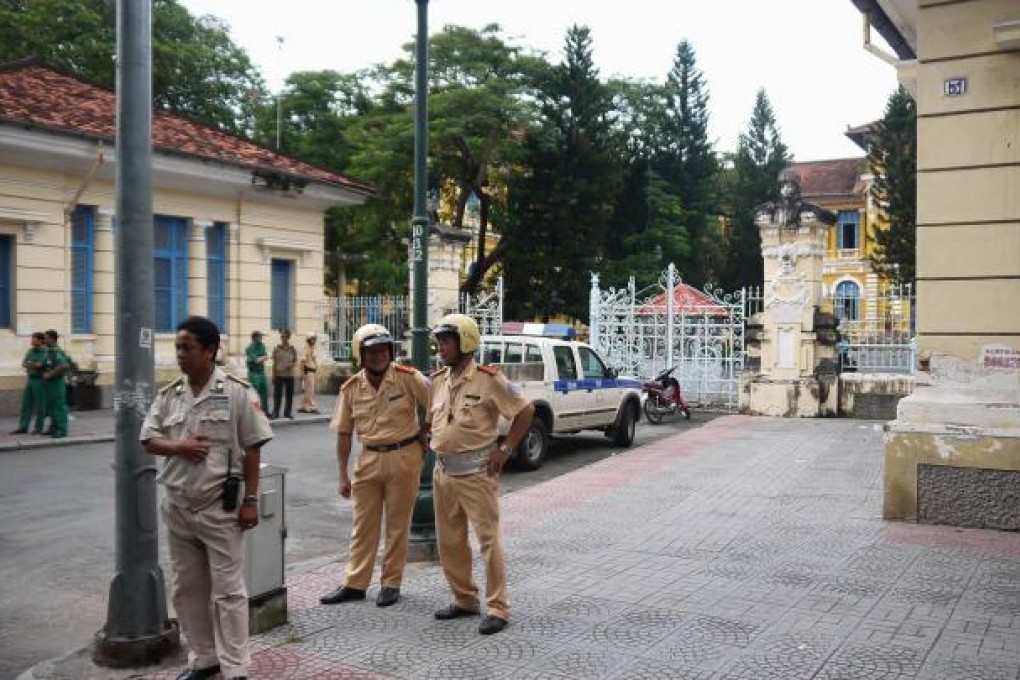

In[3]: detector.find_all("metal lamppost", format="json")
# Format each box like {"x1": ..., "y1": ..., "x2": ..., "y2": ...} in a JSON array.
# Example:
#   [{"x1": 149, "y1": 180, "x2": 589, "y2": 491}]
[
  {"x1": 407, "y1": 0, "x2": 437, "y2": 560},
  {"x1": 94, "y1": 0, "x2": 179, "y2": 665}
]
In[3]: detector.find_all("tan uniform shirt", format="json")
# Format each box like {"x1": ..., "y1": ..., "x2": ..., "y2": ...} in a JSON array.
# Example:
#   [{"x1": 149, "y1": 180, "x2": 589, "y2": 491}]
[
  {"x1": 272, "y1": 344, "x2": 297, "y2": 378},
  {"x1": 301, "y1": 346, "x2": 318, "y2": 373},
  {"x1": 141, "y1": 367, "x2": 274, "y2": 511},
  {"x1": 430, "y1": 360, "x2": 530, "y2": 454},
  {"x1": 331, "y1": 364, "x2": 430, "y2": 446}
]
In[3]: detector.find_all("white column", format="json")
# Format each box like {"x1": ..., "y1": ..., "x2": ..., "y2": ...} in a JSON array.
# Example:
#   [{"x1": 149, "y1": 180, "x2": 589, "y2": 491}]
[
  {"x1": 189, "y1": 220, "x2": 209, "y2": 318},
  {"x1": 93, "y1": 209, "x2": 116, "y2": 373}
]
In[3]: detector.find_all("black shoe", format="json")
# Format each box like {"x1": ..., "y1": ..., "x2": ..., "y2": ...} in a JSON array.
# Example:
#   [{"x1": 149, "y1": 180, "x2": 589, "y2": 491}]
[
  {"x1": 376, "y1": 587, "x2": 400, "y2": 607},
  {"x1": 286, "y1": 414, "x2": 294, "y2": 420},
  {"x1": 478, "y1": 615, "x2": 508, "y2": 635},
  {"x1": 271, "y1": 413, "x2": 279, "y2": 420},
  {"x1": 434, "y1": 604, "x2": 479, "y2": 620},
  {"x1": 175, "y1": 665, "x2": 220, "y2": 680},
  {"x1": 9, "y1": 428, "x2": 27, "y2": 434},
  {"x1": 319, "y1": 585, "x2": 366, "y2": 605}
]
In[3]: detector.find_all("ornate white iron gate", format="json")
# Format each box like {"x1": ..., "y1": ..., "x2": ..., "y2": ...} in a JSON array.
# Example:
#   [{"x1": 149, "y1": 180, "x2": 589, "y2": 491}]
[
  {"x1": 590, "y1": 263, "x2": 747, "y2": 410},
  {"x1": 460, "y1": 276, "x2": 504, "y2": 335}
]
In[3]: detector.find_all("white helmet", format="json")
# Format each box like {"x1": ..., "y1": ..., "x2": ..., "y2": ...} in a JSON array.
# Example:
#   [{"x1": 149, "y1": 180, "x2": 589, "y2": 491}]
[
  {"x1": 351, "y1": 324, "x2": 395, "y2": 364},
  {"x1": 432, "y1": 313, "x2": 480, "y2": 355}
]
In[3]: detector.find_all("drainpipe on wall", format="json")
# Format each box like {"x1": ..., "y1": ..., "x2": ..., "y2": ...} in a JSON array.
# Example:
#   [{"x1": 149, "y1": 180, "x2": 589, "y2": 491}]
[
  {"x1": 62, "y1": 142, "x2": 106, "y2": 332},
  {"x1": 862, "y1": 13, "x2": 917, "y2": 96}
]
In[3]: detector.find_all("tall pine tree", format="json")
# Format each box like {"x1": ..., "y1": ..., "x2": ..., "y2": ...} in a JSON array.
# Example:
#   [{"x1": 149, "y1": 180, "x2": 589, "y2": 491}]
[
  {"x1": 502, "y1": 25, "x2": 622, "y2": 321},
  {"x1": 723, "y1": 88, "x2": 791, "y2": 291},
  {"x1": 869, "y1": 86, "x2": 917, "y2": 285},
  {"x1": 653, "y1": 40, "x2": 718, "y2": 285}
]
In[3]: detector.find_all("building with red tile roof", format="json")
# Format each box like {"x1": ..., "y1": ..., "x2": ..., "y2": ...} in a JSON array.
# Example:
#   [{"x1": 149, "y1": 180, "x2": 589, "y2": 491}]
[{"x1": 0, "y1": 59, "x2": 374, "y2": 411}]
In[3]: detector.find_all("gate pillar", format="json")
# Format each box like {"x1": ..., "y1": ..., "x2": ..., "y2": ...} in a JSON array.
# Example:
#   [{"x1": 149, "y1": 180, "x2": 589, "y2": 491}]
[{"x1": 741, "y1": 169, "x2": 840, "y2": 417}]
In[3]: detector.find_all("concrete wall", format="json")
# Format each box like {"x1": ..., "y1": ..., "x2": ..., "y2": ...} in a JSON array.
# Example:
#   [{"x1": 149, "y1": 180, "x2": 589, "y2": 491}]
[{"x1": 839, "y1": 373, "x2": 915, "y2": 419}]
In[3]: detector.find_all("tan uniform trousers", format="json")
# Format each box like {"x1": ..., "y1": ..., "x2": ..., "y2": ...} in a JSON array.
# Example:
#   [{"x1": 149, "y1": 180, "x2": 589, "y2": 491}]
[
  {"x1": 300, "y1": 372, "x2": 317, "y2": 411},
  {"x1": 344, "y1": 443, "x2": 423, "y2": 589},
  {"x1": 433, "y1": 465, "x2": 510, "y2": 620},
  {"x1": 162, "y1": 500, "x2": 249, "y2": 679}
]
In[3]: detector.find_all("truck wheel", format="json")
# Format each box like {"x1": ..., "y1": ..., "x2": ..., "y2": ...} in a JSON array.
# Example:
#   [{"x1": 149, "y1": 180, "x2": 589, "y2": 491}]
[
  {"x1": 611, "y1": 402, "x2": 637, "y2": 447},
  {"x1": 514, "y1": 418, "x2": 549, "y2": 471}
]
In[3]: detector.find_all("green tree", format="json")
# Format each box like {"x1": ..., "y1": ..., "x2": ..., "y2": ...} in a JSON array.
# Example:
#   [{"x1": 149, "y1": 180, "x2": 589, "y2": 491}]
[
  {"x1": 868, "y1": 86, "x2": 917, "y2": 285},
  {"x1": 723, "y1": 88, "x2": 791, "y2": 291},
  {"x1": 0, "y1": 0, "x2": 266, "y2": 133},
  {"x1": 653, "y1": 40, "x2": 719, "y2": 285},
  {"x1": 502, "y1": 25, "x2": 622, "y2": 321}
]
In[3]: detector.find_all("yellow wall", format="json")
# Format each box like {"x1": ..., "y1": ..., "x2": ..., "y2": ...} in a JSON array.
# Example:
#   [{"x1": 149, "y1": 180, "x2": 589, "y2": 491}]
[
  {"x1": 0, "y1": 163, "x2": 331, "y2": 396},
  {"x1": 914, "y1": 0, "x2": 1020, "y2": 363}
]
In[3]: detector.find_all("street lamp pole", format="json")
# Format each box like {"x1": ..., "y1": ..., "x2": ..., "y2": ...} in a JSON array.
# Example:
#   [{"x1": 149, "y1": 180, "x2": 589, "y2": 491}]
[
  {"x1": 408, "y1": 0, "x2": 437, "y2": 559},
  {"x1": 94, "y1": 0, "x2": 179, "y2": 666}
]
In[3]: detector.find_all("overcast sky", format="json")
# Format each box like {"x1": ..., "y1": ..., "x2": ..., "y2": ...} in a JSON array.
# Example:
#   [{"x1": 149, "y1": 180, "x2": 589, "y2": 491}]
[{"x1": 180, "y1": 0, "x2": 899, "y2": 161}]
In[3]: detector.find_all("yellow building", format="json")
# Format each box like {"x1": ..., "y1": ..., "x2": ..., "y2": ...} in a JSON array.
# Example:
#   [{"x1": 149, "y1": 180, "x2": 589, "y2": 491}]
[
  {"x1": 0, "y1": 60, "x2": 372, "y2": 414},
  {"x1": 851, "y1": 0, "x2": 1020, "y2": 528}
]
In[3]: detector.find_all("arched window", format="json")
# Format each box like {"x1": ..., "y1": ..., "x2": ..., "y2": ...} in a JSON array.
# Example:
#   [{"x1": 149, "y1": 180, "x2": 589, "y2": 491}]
[{"x1": 834, "y1": 280, "x2": 860, "y2": 322}]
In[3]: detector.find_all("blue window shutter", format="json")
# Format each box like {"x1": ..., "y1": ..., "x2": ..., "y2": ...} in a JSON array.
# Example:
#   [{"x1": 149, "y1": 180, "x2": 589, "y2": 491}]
[
  {"x1": 71, "y1": 206, "x2": 95, "y2": 334},
  {"x1": 270, "y1": 259, "x2": 292, "y2": 330},
  {"x1": 206, "y1": 223, "x2": 226, "y2": 331},
  {"x1": 174, "y1": 219, "x2": 188, "y2": 327},
  {"x1": 0, "y1": 236, "x2": 11, "y2": 328},
  {"x1": 153, "y1": 215, "x2": 190, "y2": 332},
  {"x1": 837, "y1": 210, "x2": 860, "y2": 250}
]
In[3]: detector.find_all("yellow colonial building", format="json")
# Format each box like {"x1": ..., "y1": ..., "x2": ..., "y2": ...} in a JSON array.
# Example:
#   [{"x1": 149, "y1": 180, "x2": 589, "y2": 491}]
[
  {"x1": 793, "y1": 156, "x2": 913, "y2": 343},
  {"x1": 851, "y1": 0, "x2": 1020, "y2": 529},
  {"x1": 0, "y1": 60, "x2": 372, "y2": 414}
]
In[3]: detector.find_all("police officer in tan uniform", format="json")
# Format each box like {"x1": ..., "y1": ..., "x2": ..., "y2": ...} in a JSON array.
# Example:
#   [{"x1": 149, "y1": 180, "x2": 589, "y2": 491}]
[
  {"x1": 141, "y1": 316, "x2": 273, "y2": 680},
  {"x1": 320, "y1": 323, "x2": 430, "y2": 608},
  {"x1": 429, "y1": 314, "x2": 534, "y2": 635}
]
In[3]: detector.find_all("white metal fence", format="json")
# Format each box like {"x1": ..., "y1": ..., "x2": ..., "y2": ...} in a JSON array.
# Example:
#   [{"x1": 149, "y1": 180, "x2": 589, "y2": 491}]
[
  {"x1": 318, "y1": 276, "x2": 504, "y2": 361},
  {"x1": 590, "y1": 264, "x2": 748, "y2": 410},
  {"x1": 824, "y1": 281, "x2": 916, "y2": 374}
]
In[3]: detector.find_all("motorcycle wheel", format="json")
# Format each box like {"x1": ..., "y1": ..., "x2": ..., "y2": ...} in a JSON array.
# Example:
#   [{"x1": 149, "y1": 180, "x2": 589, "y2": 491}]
[
  {"x1": 683, "y1": 407, "x2": 692, "y2": 420},
  {"x1": 644, "y1": 395, "x2": 665, "y2": 424}
]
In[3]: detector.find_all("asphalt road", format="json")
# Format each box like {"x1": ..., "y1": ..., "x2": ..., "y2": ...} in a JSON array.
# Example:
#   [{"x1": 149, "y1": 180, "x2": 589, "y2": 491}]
[{"x1": 0, "y1": 411, "x2": 710, "y2": 679}]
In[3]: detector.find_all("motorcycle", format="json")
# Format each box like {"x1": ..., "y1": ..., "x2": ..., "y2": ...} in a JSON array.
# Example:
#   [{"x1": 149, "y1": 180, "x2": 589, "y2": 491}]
[{"x1": 642, "y1": 367, "x2": 691, "y2": 424}]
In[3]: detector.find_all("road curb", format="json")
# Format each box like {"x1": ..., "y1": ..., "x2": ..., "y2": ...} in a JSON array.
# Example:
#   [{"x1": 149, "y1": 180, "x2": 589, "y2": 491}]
[{"x1": 0, "y1": 415, "x2": 331, "y2": 454}]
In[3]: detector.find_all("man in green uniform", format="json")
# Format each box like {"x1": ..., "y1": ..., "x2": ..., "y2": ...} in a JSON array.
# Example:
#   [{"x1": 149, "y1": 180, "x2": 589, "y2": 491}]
[
  {"x1": 42, "y1": 329, "x2": 70, "y2": 438},
  {"x1": 10, "y1": 332, "x2": 48, "y2": 435},
  {"x1": 245, "y1": 330, "x2": 269, "y2": 413}
]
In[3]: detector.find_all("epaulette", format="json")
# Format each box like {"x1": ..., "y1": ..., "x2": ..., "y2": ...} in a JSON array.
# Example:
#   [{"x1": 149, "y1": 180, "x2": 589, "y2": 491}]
[
  {"x1": 430, "y1": 366, "x2": 450, "y2": 379},
  {"x1": 394, "y1": 364, "x2": 418, "y2": 375},
  {"x1": 226, "y1": 373, "x2": 251, "y2": 388},
  {"x1": 160, "y1": 377, "x2": 185, "y2": 394},
  {"x1": 340, "y1": 375, "x2": 359, "y2": 392},
  {"x1": 477, "y1": 365, "x2": 500, "y2": 376}
]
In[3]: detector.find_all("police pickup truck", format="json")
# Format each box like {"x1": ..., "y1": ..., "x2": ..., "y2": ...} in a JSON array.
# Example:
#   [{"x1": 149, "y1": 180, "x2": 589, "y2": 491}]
[{"x1": 478, "y1": 334, "x2": 642, "y2": 470}]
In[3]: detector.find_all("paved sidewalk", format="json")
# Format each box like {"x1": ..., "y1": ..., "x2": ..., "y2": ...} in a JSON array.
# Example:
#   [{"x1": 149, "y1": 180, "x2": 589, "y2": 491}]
[
  {"x1": 0, "y1": 395, "x2": 337, "y2": 452},
  {"x1": 23, "y1": 416, "x2": 1020, "y2": 679}
]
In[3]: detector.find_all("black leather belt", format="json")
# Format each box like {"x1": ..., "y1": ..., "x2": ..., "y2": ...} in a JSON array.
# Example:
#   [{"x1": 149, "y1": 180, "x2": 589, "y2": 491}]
[{"x1": 364, "y1": 435, "x2": 420, "y2": 453}]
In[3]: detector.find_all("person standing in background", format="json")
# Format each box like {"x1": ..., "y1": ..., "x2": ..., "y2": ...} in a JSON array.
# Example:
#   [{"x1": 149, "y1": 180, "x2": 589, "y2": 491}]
[
  {"x1": 245, "y1": 331, "x2": 269, "y2": 413},
  {"x1": 271, "y1": 328, "x2": 297, "y2": 420},
  {"x1": 10, "y1": 332, "x2": 48, "y2": 435},
  {"x1": 42, "y1": 329, "x2": 70, "y2": 439},
  {"x1": 298, "y1": 332, "x2": 320, "y2": 414}
]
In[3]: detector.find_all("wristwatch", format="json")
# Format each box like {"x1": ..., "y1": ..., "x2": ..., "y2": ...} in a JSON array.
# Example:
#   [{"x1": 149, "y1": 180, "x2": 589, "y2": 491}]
[
  {"x1": 242, "y1": 494, "x2": 259, "y2": 505},
  {"x1": 497, "y1": 443, "x2": 512, "y2": 457}
]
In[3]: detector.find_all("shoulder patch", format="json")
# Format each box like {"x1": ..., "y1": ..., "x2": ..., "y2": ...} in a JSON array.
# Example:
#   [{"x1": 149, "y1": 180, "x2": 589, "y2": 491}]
[
  {"x1": 394, "y1": 364, "x2": 418, "y2": 375},
  {"x1": 477, "y1": 365, "x2": 500, "y2": 376},
  {"x1": 159, "y1": 377, "x2": 184, "y2": 394},
  {"x1": 340, "y1": 374, "x2": 360, "y2": 392},
  {"x1": 225, "y1": 373, "x2": 251, "y2": 388}
]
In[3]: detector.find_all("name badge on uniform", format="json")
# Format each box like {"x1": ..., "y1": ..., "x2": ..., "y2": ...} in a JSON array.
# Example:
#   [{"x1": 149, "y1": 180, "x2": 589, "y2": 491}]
[
  {"x1": 464, "y1": 394, "x2": 481, "y2": 402},
  {"x1": 387, "y1": 393, "x2": 403, "y2": 402}
]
